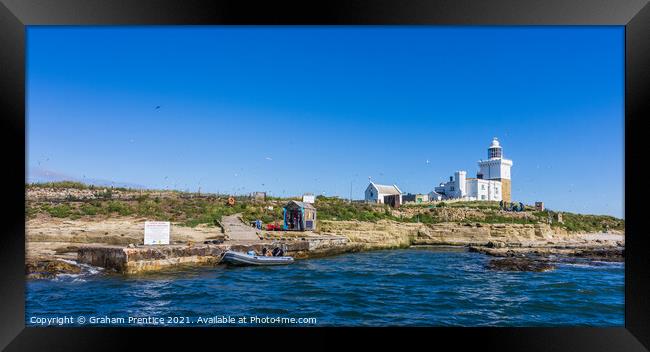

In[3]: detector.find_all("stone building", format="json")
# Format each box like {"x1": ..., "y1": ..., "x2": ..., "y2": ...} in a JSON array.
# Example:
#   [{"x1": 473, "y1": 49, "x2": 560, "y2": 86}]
[{"x1": 364, "y1": 182, "x2": 403, "y2": 204}]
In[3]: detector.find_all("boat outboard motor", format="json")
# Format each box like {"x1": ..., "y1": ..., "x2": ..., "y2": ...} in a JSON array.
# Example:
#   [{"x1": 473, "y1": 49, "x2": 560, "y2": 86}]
[{"x1": 272, "y1": 247, "x2": 281, "y2": 257}]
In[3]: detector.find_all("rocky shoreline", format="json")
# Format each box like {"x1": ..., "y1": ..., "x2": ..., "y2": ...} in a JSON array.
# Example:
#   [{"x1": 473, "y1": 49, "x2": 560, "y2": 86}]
[
  {"x1": 468, "y1": 244, "x2": 624, "y2": 261},
  {"x1": 468, "y1": 242, "x2": 624, "y2": 272},
  {"x1": 26, "y1": 241, "x2": 623, "y2": 277},
  {"x1": 26, "y1": 259, "x2": 82, "y2": 279},
  {"x1": 25, "y1": 185, "x2": 625, "y2": 276},
  {"x1": 26, "y1": 216, "x2": 624, "y2": 277}
]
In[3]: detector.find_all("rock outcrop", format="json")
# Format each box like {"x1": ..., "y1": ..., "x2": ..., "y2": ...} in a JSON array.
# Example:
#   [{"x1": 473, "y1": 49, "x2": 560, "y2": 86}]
[
  {"x1": 318, "y1": 220, "x2": 418, "y2": 250},
  {"x1": 319, "y1": 220, "x2": 584, "y2": 249},
  {"x1": 26, "y1": 214, "x2": 623, "y2": 275},
  {"x1": 318, "y1": 220, "x2": 624, "y2": 267},
  {"x1": 26, "y1": 187, "x2": 138, "y2": 201},
  {"x1": 486, "y1": 258, "x2": 556, "y2": 272},
  {"x1": 26, "y1": 259, "x2": 82, "y2": 279},
  {"x1": 468, "y1": 244, "x2": 624, "y2": 262}
]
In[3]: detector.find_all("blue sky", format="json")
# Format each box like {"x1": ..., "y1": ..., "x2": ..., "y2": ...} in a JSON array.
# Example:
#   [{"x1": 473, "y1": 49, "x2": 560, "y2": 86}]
[{"x1": 26, "y1": 26, "x2": 624, "y2": 217}]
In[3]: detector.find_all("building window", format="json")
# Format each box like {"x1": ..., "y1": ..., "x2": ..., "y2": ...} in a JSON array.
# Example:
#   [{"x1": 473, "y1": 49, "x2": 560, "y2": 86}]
[
  {"x1": 481, "y1": 185, "x2": 485, "y2": 190},
  {"x1": 481, "y1": 195, "x2": 486, "y2": 200},
  {"x1": 450, "y1": 186, "x2": 455, "y2": 191}
]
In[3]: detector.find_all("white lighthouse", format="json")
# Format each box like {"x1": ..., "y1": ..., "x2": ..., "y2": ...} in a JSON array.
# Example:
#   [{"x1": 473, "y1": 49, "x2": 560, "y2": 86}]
[
  {"x1": 477, "y1": 137, "x2": 513, "y2": 202},
  {"x1": 434, "y1": 137, "x2": 513, "y2": 202}
]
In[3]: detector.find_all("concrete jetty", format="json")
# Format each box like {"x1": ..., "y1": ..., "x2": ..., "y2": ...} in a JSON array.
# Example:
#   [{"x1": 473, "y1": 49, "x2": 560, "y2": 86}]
[
  {"x1": 77, "y1": 244, "x2": 226, "y2": 274},
  {"x1": 77, "y1": 235, "x2": 349, "y2": 274}
]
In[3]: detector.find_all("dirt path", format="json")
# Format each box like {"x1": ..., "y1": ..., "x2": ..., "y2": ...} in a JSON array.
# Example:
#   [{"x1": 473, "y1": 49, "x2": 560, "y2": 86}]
[{"x1": 222, "y1": 214, "x2": 261, "y2": 241}]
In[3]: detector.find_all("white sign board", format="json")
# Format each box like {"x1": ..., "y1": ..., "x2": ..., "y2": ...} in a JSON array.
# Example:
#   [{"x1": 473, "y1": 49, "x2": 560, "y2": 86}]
[
  {"x1": 302, "y1": 194, "x2": 315, "y2": 203},
  {"x1": 144, "y1": 221, "x2": 170, "y2": 245}
]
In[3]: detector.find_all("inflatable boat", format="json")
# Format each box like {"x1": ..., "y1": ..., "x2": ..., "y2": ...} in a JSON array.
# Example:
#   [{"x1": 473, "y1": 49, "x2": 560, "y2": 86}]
[{"x1": 221, "y1": 250, "x2": 294, "y2": 266}]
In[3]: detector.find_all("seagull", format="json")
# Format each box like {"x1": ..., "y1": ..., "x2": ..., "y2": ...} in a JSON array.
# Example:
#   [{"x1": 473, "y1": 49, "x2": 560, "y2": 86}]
[{"x1": 155, "y1": 106, "x2": 161, "y2": 110}]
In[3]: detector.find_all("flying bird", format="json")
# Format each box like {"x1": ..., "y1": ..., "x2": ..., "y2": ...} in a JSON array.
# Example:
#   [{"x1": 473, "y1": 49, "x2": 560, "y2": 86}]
[{"x1": 155, "y1": 106, "x2": 161, "y2": 110}]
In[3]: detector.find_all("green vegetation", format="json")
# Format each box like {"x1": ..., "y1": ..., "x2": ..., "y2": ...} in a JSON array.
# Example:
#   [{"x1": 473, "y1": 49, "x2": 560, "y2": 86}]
[
  {"x1": 551, "y1": 211, "x2": 624, "y2": 233},
  {"x1": 315, "y1": 196, "x2": 398, "y2": 222},
  {"x1": 79, "y1": 203, "x2": 99, "y2": 216},
  {"x1": 25, "y1": 206, "x2": 38, "y2": 219},
  {"x1": 41, "y1": 204, "x2": 73, "y2": 218},
  {"x1": 404, "y1": 212, "x2": 438, "y2": 224},
  {"x1": 25, "y1": 183, "x2": 624, "y2": 232},
  {"x1": 27, "y1": 192, "x2": 265, "y2": 228},
  {"x1": 472, "y1": 212, "x2": 538, "y2": 225},
  {"x1": 437, "y1": 200, "x2": 501, "y2": 210},
  {"x1": 27, "y1": 180, "x2": 147, "y2": 193},
  {"x1": 106, "y1": 201, "x2": 133, "y2": 216},
  {"x1": 26, "y1": 181, "x2": 90, "y2": 190}
]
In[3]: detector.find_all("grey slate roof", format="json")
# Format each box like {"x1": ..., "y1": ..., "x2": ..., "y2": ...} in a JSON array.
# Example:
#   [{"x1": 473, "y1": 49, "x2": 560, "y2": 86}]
[
  {"x1": 286, "y1": 200, "x2": 316, "y2": 210},
  {"x1": 369, "y1": 182, "x2": 402, "y2": 195}
]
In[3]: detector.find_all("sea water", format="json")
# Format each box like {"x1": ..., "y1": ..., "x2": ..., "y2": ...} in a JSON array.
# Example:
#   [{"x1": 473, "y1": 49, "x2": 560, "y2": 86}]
[{"x1": 25, "y1": 247, "x2": 624, "y2": 327}]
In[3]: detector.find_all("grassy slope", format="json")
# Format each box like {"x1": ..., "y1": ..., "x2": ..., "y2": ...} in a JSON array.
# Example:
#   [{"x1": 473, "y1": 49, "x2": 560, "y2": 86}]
[{"x1": 26, "y1": 182, "x2": 625, "y2": 233}]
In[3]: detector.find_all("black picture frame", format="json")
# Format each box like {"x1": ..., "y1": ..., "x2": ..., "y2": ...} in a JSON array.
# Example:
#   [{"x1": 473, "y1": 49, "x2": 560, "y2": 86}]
[{"x1": 1, "y1": 0, "x2": 648, "y2": 350}]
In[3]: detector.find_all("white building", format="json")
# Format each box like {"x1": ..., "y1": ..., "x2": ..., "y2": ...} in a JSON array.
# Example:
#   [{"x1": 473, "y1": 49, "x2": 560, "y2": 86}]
[
  {"x1": 434, "y1": 138, "x2": 513, "y2": 202},
  {"x1": 478, "y1": 137, "x2": 513, "y2": 202},
  {"x1": 365, "y1": 182, "x2": 402, "y2": 204},
  {"x1": 435, "y1": 171, "x2": 467, "y2": 199},
  {"x1": 466, "y1": 178, "x2": 502, "y2": 201},
  {"x1": 403, "y1": 193, "x2": 429, "y2": 203},
  {"x1": 428, "y1": 190, "x2": 444, "y2": 201}
]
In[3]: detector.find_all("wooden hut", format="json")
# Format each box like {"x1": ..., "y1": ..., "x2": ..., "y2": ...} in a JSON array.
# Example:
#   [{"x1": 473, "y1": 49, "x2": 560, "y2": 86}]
[
  {"x1": 383, "y1": 194, "x2": 401, "y2": 208},
  {"x1": 283, "y1": 200, "x2": 317, "y2": 231}
]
